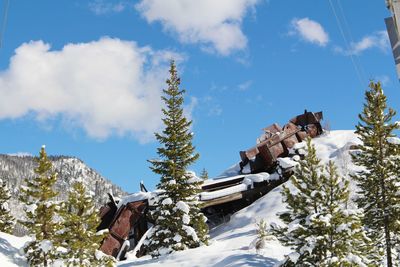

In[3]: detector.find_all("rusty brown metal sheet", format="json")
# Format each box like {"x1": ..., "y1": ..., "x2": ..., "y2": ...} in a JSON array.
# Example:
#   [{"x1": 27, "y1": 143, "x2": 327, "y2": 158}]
[
  {"x1": 281, "y1": 123, "x2": 300, "y2": 150},
  {"x1": 100, "y1": 200, "x2": 148, "y2": 258},
  {"x1": 296, "y1": 131, "x2": 308, "y2": 141},
  {"x1": 262, "y1": 123, "x2": 282, "y2": 136},
  {"x1": 245, "y1": 147, "x2": 259, "y2": 159}
]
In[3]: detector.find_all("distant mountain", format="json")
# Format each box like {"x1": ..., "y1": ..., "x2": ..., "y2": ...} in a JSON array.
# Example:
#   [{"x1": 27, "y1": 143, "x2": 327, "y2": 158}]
[{"x1": 0, "y1": 154, "x2": 126, "y2": 235}]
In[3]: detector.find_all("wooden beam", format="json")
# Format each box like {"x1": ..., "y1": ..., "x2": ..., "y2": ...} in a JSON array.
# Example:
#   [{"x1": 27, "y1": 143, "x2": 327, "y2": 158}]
[{"x1": 200, "y1": 192, "x2": 243, "y2": 208}]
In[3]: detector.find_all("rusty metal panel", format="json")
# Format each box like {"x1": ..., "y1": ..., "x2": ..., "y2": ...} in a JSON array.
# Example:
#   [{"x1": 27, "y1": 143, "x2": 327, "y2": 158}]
[
  {"x1": 258, "y1": 140, "x2": 285, "y2": 167},
  {"x1": 282, "y1": 134, "x2": 298, "y2": 150},
  {"x1": 258, "y1": 144, "x2": 274, "y2": 167},
  {"x1": 290, "y1": 111, "x2": 322, "y2": 127},
  {"x1": 245, "y1": 147, "x2": 259, "y2": 159},
  {"x1": 239, "y1": 111, "x2": 324, "y2": 174},
  {"x1": 281, "y1": 122, "x2": 300, "y2": 150},
  {"x1": 296, "y1": 131, "x2": 308, "y2": 141},
  {"x1": 250, "y1": 154, "x2": 269, "y2": 173},
  {"x1": 258, "y1": 123, "x2": 282, "y2": 143},
  {"x1": 268, "y1": 142, "x2": 285, "y2": 160},
  {"x1": 100, "y1": 200, "x2": 148, "y2": 258},
  {"x1": 112, "y1": 208, "x2": 133, "y2": 238},
  {"x1": 306, "y1": 124, "x2": 319, "y2": 138},
  {"x1": 314, "y1": 112, "x2": 323, "y2": 122},
  {"x1": 101, "y1": 235, "x2": 122, "y2": 257},
  {"x1": 239, "y1": 151, "x2": 248, "y2": 162},
  {"x1": 262, "y1": 123, "x2": 282, "y2": 134},
  {"x1": 283, "y1": 122, "x2": 298, "y2": 133}
]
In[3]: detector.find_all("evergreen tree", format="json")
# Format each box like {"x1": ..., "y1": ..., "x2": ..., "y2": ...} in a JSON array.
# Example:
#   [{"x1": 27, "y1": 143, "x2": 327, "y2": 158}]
[
  {"x1": 351, "y1": 81, "x2": 400, "y2": 266},
  {"x1": 143, "y1": 61, "x2": 208, "y2": 257},
  {"x1": 59, "y1": 180, "x2": 115, "y2": 266},
  {"x1": 200, "y1": 168, "x2": 209, "y2": 180},
  {"x1": 19, "y1": 146, "x2": 61, "y2": 267},
  {"x1": 272, "y1": 139, "x2": 374, "y2": 266},
  {"x1": 0, "y1": 178, "x2": 14, "y2": 234},
  {"x1": 250, "y1": 219, "x2": 273, "y2": 254}
]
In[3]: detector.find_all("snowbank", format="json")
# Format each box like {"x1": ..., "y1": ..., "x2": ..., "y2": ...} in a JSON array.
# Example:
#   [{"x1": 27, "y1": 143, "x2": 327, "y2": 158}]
[
  {"x1": 0, "y1": 232, "x2": 30, "y2": 267},
  {"x1": 119, "y1": 130, "x2": 365, "y2": 267},
  {"x1": 0, "y1": 131, "x2": 375, "y2": 267}
]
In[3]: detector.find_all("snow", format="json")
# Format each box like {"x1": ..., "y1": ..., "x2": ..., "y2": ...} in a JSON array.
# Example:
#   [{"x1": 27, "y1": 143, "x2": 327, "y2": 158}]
[
  {"x1": 161, "y1": 198, "x2": 172, "y2": 205},
  {"x1": 387, "y1": 136, "x2": 400, "y2": 145},
  {"x1": 175, "y1": 201, "x2": 189, "y2": 214},
  {"x1": 117, "y1": 130, "x2": 364, "y2": 267},
  {"x1": 96, "y1": 229, "x2": 109, "y2": 236},
  {"x1": 182, "y1": 214, "x2": 190, "y2": 224},
  {"x1": 0, "y1": 130, "x2": 373, "y2": 267},
  {"x1": 25, "y1": 203, "x2": 37, "y2": 214},
  {"x1": 0, "y1": 232, "x2": 30, "y2": 267},
  {"x1": 201, "y1": 172, "x2": 272, "y2": 201},
  {"x1": 117, "y1": 192, "x2": 152, "y2": 209},
  {"x1": 246, "y1": 172, "x2": 270, "y2": 183},
  {"x1": 293, "y1": 141, "x2": 306, "y2": 150},
  {"x1": 287, "y1": 252, "x2": 300, "y2": 263},
  {"x1": 39, "y1": 240, "x2": 53, "y2": 253},
  {"x1": 202, "y1": 174, "x2": 245, "y2": 186},
  {"x1": 199, "y1": 184, "x2": 247, "y2": 201},
  {"x1": 277, "y1": 157, "x2": 299, "y2": 169},
  {"x1": 186, "y1": 171, "x2": 202, "y2": 184}
]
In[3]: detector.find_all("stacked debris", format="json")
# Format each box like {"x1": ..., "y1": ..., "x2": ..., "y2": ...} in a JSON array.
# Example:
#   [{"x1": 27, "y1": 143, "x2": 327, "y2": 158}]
[
  {"x1": 239, "y1": 110, "x2": 323, "y2": 174},
  {"x1": 97, "y1": 110, "x2": 324, "y2": 260}
]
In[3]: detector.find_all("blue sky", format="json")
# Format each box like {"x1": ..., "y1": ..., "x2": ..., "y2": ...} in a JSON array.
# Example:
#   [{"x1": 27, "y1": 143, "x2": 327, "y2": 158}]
[{"x1": 0, "y1": 0, "x2": 399, "y2": 193}]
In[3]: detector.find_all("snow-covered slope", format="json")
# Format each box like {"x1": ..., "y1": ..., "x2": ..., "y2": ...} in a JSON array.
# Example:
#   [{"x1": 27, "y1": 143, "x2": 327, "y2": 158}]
[
  {"x1": 0, "y1": 130, "x2": 361, "y2": 266},
  {"x1": 0, "y1": 232, "x2": 30, "y2": 267},
  {"x1": 119, "y1": 130, "x2": 360, "y2": 267}
]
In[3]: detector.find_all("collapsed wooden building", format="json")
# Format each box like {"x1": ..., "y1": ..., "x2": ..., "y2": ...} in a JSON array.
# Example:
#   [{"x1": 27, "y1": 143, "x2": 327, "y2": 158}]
[{"x1": 97, "y1": 110, "x2": 324, "y2": 260}]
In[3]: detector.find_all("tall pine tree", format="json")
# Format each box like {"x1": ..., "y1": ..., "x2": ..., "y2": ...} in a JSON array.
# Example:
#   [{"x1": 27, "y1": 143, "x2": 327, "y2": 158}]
[
  {"x1": 19, "y1": 146, "x2": 61, "y2": 267},
  {"x1": 272, "y1": 138, "x2": 374, "y2": 266},
  {"x1": 351, "y1": 81, "x2": 400, "y2": 266},
  {"x1": 59, "y1": 180, "x2": 115, "y2": 266},
  {"x1": 143, "y1": 61, "x2": 208, "y2": 257},
  {"x1": 0, "y1": 178, "x2": 14, "y2": 234}
]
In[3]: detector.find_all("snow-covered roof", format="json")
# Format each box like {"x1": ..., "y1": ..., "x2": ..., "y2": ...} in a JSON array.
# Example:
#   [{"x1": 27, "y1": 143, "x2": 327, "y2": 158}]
[
  {"x1": 202, "y1": 174, "x2": 245, "y2": 186},
  {"x1": 117, "y1": 191, "x2": 152, "y2": 209}
]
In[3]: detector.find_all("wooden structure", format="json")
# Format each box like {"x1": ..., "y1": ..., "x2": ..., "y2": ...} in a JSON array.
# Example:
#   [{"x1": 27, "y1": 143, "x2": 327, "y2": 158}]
[
  {"x1": 239, "y1": 110, "x2": 323, "y2": 173},
  {"x1": 97, "y1": 110, "x2": 324, "y2": 260},
  {"x1": 98, "y1": 199, "x2": 149, "y2": 259}
]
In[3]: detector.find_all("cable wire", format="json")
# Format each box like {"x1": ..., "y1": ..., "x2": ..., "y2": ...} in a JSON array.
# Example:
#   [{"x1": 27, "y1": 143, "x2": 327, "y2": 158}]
[
  {"x1": 336, "y1": 0, "x2": 368, "y2": 82},
  {"x1": 328, "y1": 0, "x2": 367, "y2": 87},
  {"x1": 0, "y1": 0, "x2": 10, "y2": 49}
]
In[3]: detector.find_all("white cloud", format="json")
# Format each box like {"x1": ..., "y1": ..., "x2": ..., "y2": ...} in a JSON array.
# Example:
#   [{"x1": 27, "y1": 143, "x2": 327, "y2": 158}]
[
  {"x1": 375, "y1": 75, "x2": 391, "y2": 86},
  {"x1": 290, "y1": 18, "x2": 329, "y2": 47},
  {"x1": 135, "y1": 0, "x2": 260, "y2": 56},
  {"x1": 238, "y1": 80, "x2": 252, "y2": 91},
  {"x1": 89, "y1": 0, "x2": 128, "y2": 15},
  {"x1": 0, "y1": 38, "x2": 186, "y2": 142},
  {"x1": 334, "y1": 31, "x2": 389, "y2": 55}
]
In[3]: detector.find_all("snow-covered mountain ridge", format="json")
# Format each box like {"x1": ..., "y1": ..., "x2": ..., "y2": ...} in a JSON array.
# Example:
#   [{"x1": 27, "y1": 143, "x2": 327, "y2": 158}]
[{"x1": 0, "y1": 154, "x2": 126, "y2": 235}]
